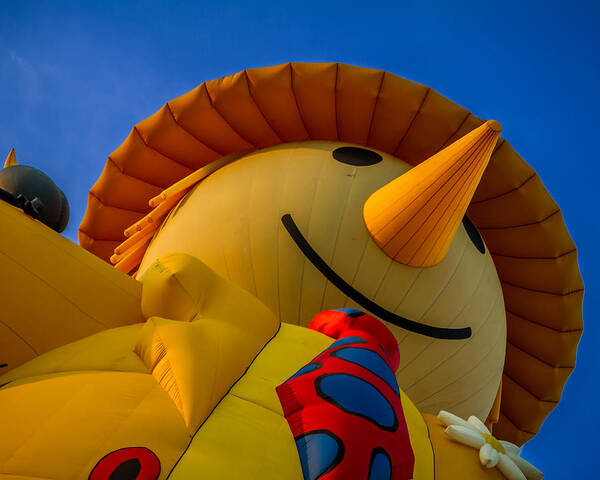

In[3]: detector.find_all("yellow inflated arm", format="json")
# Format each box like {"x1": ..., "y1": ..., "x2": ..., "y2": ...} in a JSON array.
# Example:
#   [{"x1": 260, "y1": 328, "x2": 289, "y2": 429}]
[{"x1": 136, "y1": 253, "x2": 280, "y2": 432}]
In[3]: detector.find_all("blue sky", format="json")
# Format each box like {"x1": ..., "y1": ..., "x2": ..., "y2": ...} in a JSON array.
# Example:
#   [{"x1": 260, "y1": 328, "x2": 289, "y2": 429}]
[{"x1": 1, "y1": 0, "x2": 598, "y2": 477}]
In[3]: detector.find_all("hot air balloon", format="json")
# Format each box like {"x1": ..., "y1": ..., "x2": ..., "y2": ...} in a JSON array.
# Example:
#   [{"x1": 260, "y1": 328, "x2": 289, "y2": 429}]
[{"x1": 0, "y1": 63, "x2": 582, "y2": 480}]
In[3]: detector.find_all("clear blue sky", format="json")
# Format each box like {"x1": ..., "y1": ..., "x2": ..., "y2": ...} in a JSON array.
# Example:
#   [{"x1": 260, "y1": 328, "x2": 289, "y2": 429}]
[{"x1": 1, "y1": 1, "x2": 598, "y2": 477}]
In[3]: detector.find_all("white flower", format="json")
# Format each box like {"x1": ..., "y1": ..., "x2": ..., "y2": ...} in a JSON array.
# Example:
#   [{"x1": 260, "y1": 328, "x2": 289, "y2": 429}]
[{"x1": 437, "y1": 410, "x2": 543, "y2": 480}]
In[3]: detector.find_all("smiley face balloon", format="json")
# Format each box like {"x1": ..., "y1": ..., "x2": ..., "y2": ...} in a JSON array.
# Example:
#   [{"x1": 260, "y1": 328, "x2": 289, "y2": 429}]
[{"x1": 80, "y1": 62, "x2": 583, "y2": 448}]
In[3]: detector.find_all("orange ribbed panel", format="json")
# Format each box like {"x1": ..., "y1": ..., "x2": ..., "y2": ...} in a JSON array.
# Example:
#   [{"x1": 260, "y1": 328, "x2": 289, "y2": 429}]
[{"x1": 363, "y1": 120, "x2": 501, "y2": 267}]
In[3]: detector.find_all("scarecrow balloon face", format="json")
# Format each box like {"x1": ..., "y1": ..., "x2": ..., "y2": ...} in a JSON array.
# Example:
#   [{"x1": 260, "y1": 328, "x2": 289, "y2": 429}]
[{"x1": 137, "y1": 121, "x2": 506, "y2": 422}]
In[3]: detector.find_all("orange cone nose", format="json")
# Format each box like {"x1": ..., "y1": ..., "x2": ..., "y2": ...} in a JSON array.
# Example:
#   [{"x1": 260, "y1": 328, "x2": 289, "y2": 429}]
[{"x1": 363, "y1": 120, "x2": 501, "y2": 267}]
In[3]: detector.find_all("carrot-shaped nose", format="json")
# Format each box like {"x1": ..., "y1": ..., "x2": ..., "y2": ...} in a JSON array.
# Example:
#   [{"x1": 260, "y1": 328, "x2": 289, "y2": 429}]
[{"x1": 363, "y1": 120, "x2": 501, "y2": 267}]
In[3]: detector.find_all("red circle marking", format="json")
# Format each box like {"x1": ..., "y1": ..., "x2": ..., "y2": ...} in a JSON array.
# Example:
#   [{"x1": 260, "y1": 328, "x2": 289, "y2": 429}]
[{"x1": 89, "y1": 447, "x2": 160, "y2": 480}]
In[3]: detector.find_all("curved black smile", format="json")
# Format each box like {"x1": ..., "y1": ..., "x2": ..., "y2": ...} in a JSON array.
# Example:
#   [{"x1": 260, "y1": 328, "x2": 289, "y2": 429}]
[{"x1": 282, "y1": 214, "x2": 472, "y2": 340}]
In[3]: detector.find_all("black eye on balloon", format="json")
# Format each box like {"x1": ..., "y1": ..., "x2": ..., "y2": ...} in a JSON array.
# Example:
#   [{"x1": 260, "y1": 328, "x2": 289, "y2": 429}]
[
  {"x1": 332, "y1": 147, "x2": 382, "y2": 166},
  {"x1": 462, "y1": 215, "x2": 485, "y2": 254}
]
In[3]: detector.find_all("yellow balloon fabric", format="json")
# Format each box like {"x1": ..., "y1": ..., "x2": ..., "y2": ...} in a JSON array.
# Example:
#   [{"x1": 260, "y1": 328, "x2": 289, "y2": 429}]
[
  {"x1": 0, "y1": 253, "x2": 277, "y2": 479},
  {"x1": 0, "y1": 199, "x2": 143, "y2": 375},
  {"x1": 0, "y1": 251, "x2": 537, "y2": 479}
]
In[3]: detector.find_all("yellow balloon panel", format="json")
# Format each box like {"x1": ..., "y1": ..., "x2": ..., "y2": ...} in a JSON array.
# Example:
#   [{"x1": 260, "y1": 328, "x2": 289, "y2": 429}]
[
  {"x1": 0, "y1": 371, "x2": 188, "y2": 480},
  {"x1": 0, "y1": 324, "x2": 147, "y2": 385},
  {"x1": 0, "y1": 200, "x2": 143, "y2": 374},
  {"x1": 171, "y1": 393, "x2": 304, "y2": 479}
]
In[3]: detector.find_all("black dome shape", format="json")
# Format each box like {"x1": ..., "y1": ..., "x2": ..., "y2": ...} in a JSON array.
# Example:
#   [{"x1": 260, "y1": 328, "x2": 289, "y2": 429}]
[{"x1": 0, "y1": 165, "x2": 69, "y2": 232}]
